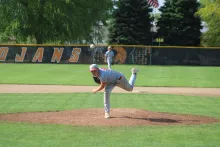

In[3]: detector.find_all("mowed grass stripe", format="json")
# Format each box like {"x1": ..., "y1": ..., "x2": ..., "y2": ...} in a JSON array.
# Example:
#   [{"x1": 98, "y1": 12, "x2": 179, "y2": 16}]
[
  {"x1": 0, "y1": 93, "x2": 220, "y2": 118},
  {"x1": 0, "y1": 64, "x2": 220, "y2": 87},
  {"x1": 0, "y1": 122, "x2": 220, "y2": 147}
]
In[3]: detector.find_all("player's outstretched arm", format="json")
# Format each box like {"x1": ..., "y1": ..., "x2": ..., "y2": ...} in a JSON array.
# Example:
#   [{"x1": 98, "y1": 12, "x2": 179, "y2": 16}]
[{"x1": 92, "y1": 82, "x2": 106, "y2": 94}]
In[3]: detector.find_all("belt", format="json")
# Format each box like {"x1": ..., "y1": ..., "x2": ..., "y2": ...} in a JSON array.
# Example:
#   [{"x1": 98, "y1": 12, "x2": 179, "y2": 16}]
[{"x1": 114, "y1": 76, "x2": 122, "y2": 85}]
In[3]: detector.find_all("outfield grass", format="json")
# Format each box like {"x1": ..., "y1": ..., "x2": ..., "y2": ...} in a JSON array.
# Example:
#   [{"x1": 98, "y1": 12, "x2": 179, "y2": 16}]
[
  {"x1": 0, "y1": 63, "x2": 220, "y2": 87},
  {"x1": 0, "y1": 93, "x2": 220, "y2": 147}
]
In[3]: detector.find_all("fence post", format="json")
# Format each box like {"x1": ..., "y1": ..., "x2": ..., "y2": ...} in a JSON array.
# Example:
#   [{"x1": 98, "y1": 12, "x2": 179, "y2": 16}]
[{"x1": 149, "y1": 47, "x2": 152, "y2": 66}]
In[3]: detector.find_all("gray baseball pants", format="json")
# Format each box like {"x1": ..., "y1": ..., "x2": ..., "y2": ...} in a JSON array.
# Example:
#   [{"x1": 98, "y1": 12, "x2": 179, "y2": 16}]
[
  {"x1": 104, "y1": 73, "x2": 137, "y2": 113},
  {"x1": 107, "y1": 59, "x2": 112, "y2": 70}
]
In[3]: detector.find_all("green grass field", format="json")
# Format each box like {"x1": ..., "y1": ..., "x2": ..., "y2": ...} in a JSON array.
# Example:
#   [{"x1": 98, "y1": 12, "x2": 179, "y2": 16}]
[
  {"x1": 0, "y1": 63, "x2": 220, "y2": 87},
  {"x1": 0, "y1": 93, "x2": 220, "y2": 147},
  {"x1": 0, "y1": 64, "x2": 220, "y2": 147},
  {"x1": 1, "y1": 93, "x2": 220, "y2": 118},
  {"x1": 0, "y1": 122, "x2": 219, "y2": 147}
]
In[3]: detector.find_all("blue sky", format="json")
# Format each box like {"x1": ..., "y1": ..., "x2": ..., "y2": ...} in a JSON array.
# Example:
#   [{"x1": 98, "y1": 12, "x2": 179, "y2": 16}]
[
  {"x1": 154, "y1": 0, "x2": 165, "y2": 13},
  {"x1": 158, "y1": 0, "x2": 165, "y2": 7}
]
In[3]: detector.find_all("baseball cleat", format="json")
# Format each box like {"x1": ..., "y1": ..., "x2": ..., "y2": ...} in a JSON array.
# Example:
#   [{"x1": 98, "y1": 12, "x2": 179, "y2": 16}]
[
  {"x1": 105, "y1": 112, "x2": 110, "y2": 119},
  {"x1": 131, "y1": 68, "x2": 139, "y2": 75}
]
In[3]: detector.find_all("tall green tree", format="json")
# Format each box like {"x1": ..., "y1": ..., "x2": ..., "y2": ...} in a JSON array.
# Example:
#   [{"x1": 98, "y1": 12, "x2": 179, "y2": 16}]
[
  {"x1": 0, "y1": 0, "x2": 112, "y2": 44},
  {"x1": 196, "y1": 0, "x2": 220, "y2": 46},
  {"x1": 108, "y1": 0, "x2": 153, "y2": 45},
  {"x1": 156, "y1": 0, "x2": 202, "y2": 46}
]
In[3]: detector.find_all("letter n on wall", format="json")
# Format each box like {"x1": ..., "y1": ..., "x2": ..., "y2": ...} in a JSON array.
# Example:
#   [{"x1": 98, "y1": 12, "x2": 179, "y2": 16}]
[{"x1": 51, "y1": 48, "x2": 64, "y2": 63}]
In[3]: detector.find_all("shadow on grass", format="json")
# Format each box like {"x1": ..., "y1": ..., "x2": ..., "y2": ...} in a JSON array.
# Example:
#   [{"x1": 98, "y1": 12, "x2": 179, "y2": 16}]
[{"x1": 112, "y1": 116, "x2": 178, "y2": 123}]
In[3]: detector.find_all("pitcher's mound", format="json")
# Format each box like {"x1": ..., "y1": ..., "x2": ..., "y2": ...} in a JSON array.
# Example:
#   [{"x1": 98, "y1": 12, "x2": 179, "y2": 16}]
[{"x1": 0, "y1": 108, "x2": 219, "y2": 126}]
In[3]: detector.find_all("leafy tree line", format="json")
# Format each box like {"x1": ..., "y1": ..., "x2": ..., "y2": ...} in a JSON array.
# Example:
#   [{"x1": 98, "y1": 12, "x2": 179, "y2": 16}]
[
  {"x1": 109, "y1": 0, "x2": 202, "y2": 46},
  {"x1": 156, "y1": 0, "x2": 202, "y2": 46},
  {"x1": 0, "y1": 0, "x2": 112, "y2": 44},
  {"x1": 0, "y1": 0, "x2": 218, "y2": 46},
  {"x1": 109, "y1": 0, "x2": 219, "y2": 46},
  {"x1": 108, "y1": 0, "x2": 153, "y2": 45},
  {"x1": 196, "y1": 0, "x2": 220, "y2": 46}
]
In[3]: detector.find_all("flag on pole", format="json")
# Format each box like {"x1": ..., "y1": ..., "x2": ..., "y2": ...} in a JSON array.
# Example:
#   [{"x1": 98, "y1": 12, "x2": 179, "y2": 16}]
[{"x1": 147, "y1": 0, "x2": 159, "y2": 8}]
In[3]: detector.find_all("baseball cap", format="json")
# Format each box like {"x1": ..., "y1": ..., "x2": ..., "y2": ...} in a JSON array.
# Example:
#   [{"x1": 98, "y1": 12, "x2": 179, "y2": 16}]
[{"x1": 89, "y1": 64, "x2": 99, "y2": 71}]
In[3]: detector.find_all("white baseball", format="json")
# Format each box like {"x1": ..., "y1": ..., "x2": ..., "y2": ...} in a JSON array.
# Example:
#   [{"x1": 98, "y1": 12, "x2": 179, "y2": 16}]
[{"x1": 90, "y1": 44, "x2": 95, "y2": 49}]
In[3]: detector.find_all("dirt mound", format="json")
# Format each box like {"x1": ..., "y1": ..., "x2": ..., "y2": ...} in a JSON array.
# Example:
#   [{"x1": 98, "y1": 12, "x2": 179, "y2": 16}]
[{"x1": 0, "y1": 108, "x2": 219, "y2": 126}]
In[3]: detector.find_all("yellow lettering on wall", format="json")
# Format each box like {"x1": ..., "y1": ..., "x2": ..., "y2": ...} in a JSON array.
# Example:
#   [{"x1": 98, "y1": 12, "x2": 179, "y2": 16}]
[
  {"x1": 15, "y1": 47, "x2": 27, "y2": 62},
  {"x1": 32, "y1": 47, "x2": 44, "y2": 62},
  {"x1": 0, "y1": 47, "x2": 9, "y2": 61},
  {"x1": 51, "y1": 48, "x2": 64, "y2": 63},
  {"x1": 68, "y1": 48, "x2": 81, "y2": 62}
]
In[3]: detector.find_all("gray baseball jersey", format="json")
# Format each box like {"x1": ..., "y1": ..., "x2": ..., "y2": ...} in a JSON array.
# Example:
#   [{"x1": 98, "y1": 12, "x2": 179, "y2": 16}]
[{"x1": 99, "y1": 68, "x2": 122, "y2": 84}]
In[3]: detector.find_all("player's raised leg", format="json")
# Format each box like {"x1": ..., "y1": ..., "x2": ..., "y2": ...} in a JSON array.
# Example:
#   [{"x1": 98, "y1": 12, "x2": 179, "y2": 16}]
[
  {"x1": 129, "y1": 68, "x2": 139, "y2": 87},
  {"x1": 116, "y1": 68, "x2": 139, "y2": 91}
]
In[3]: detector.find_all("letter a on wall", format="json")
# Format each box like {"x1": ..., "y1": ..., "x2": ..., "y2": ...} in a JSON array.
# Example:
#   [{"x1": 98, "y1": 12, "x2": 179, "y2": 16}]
[
  {"x1": 0, "y1": 47, "x2": 9, "y2": 61},
  {"x1": 32, "y1": 47, "x2": 44, "y2": 62}
]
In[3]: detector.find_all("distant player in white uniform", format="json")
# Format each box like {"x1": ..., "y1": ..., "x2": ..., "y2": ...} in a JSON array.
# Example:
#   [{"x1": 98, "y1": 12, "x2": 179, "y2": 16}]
[
  {"x1": 105, "y1": 46, "x2": 114, "y2": 70},
  {"x1": 89, "y1": 64, "x2": 139, "y2": 119}
]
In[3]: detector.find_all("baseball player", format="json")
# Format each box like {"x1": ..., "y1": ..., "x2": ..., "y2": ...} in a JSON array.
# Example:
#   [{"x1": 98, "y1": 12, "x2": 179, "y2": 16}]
[
  {"x1": 105, "y1": 46, "x2": 114, "y2": 70},
  {"x1": 89, "y1": 64, "x2": 139, "y2": 119}
]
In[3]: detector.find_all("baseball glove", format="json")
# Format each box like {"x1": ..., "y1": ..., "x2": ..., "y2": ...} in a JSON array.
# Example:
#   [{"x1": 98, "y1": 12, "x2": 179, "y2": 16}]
[{"x1": 93, "y1": 76, "x2": 101, "y2": 84}]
